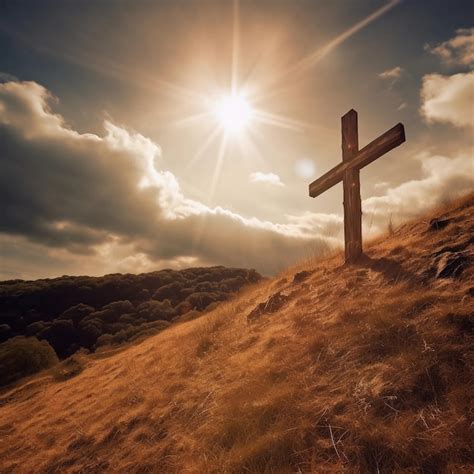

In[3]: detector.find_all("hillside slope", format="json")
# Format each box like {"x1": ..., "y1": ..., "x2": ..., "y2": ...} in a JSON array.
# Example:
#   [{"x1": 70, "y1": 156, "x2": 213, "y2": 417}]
[
  {"x1": 0, "y1": 267, "x2": 261, "y2": 359},
  {"x1": 1, "y1": 195, "x2": 473, "y2": 473}
]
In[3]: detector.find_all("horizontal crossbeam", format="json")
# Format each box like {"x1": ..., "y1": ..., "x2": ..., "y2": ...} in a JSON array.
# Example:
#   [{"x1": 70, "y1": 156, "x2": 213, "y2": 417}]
[{"x1": 309, "y1": 122, "x2": 405, "y2": 198}]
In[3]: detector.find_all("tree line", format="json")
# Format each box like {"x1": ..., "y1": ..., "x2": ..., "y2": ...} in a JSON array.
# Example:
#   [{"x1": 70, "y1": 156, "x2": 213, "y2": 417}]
[{"x1": 0, "y1": 266, "x2": 261, "y2": 359}]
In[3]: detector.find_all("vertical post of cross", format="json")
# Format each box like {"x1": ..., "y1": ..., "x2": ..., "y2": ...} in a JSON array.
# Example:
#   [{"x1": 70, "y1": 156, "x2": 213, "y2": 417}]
[
  {"x1": 309, "y1": 109, "x2": 405, "y2": 264},
  {"x1": 341, "y1": 109, "x2": 362, "y2": 263}
]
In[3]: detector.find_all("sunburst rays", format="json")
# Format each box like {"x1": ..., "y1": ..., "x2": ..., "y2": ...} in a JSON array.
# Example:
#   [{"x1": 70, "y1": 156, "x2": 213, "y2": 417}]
[
  {"x1": 177, "y1": 0, "x2": 402, "y2": 199},
  {"x1": 0, "y1": 0, "x2": 402, "y2": 203}
]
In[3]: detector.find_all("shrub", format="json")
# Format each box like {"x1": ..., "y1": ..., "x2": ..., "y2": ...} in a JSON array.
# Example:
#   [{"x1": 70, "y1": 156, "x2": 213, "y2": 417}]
[
  {"x1": 137, "y1": 288, "x2": 150, "y2": 300},
  {"x1": 95, "y1": 333, "x2": 114, "y2": 348},
  {"x1": 175, "y1": 300, "x2": 193, "y2": 315},
  {"x1": 104, "y1": 322, "x2": 127, "y2": 335},
  {"x1": 137, "y1": 300, "x2": 176, "y2": 322},
  {"x1": 126, "y1": 320, "x2": 170, "y2": 342},
  {"x1": 119, "y1": 313, "x2": 140, "y2": 325},
  {"x1": 152, "y1": 282, "x2": 183, "y2": 303},
  {"x1": 26, "y1": 321, "x2": 49, "y2": 336},
  {"x1": 51, "y1": 354, "x2": 86, "y2": 381},
  {"x1": 101, "y1": 300, "x2": 135, "y2": 316},
  {"x1": 86, "y1": 300, "x2": 135, "y2": 325},
  {"x1": 186, "y1": 292, "x2": 227, "y2": 311},
  {"x1": 0, "y1": 336, "x2": 59, "y2": 387},
  {"x1": 38, "y1": 319, "x2": 78, "y2": 358},
  {"x1": 220, "y1": 276, "x2": 246, "y2": 291},
  {"x1": 78, "y1": 318, "x2": 104, "y2": 348},
  {"x1": 58, "y1": 303, "x2": 95, "y2": 325},
  {"x1": 173, "y1": 310, "x2": 202, "y2": 324}
]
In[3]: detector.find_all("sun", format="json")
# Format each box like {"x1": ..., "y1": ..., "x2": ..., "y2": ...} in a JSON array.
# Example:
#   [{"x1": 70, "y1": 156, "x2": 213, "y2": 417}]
[{"x1": 214, "y1": 93, "x2": 253, "y2": 134}]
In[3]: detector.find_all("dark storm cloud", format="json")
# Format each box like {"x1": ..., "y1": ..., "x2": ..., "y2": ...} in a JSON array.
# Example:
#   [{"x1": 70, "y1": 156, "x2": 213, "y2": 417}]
[
  {"x1": 0, "y1": 81, "x2": 335, "y2": 273},
  {"x1": 0, "y1": 82, "x2": 164, "y2": 254}
]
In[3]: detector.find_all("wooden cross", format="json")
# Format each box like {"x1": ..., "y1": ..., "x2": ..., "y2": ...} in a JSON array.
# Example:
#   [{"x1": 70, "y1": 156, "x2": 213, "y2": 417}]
[{"x1": 309, "y1": 109, "x2": 405, "y2": 263}]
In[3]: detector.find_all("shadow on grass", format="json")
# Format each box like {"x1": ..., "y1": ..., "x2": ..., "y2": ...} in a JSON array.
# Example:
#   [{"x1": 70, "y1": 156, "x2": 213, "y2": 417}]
[{"x1": 356, "y1": 255, "x2": 418, "y2": 284}]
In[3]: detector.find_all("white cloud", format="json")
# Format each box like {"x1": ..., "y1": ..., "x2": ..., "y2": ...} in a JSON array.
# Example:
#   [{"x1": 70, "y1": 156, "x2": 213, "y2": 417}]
[
  {"x1": 286, "y1": 212, "x2": 343, "y2": 241},
  {"x1": 378, "y1": 66, "x2": 404, "y2": 80},
  {"x1": 420, "y1": 72, "x2": 474, "y2": 128},
  {"x1": 363, "y1": 153, "x2": 474, "y2": 234},
  {"x1": 374, "y1": 181, "x2": 389, "y2": 190},
  {"x1": 249, "y1": 171, "x2": 284, "y2": 187},
  {"x1": 0, "y1": 81, "x2": 336, "y2": 277},
  {"x1": 426, "y1": 28, "x2": 474, "y2": 67}
]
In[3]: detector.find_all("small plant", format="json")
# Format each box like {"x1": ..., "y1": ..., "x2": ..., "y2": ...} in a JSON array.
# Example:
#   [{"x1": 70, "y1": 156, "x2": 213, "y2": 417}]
[
  {"x1": 52, "y1": 354, "x2": 86, "y2": 381},
  {"x1": 196, "y1": 337, "x2": 214, "y2": 357}
]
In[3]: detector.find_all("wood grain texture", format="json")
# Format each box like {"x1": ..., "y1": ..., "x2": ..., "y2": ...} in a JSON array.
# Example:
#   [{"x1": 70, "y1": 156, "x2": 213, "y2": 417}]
[
  {"x1": 341, "y1": 110, "x2": 362, "y2": 262},
  {"x1": 308, "y1": 109, "x2": 406, "y2": 264},
  {"x1": 308, "y1": 122, "x2": 405, "y2": 198}
]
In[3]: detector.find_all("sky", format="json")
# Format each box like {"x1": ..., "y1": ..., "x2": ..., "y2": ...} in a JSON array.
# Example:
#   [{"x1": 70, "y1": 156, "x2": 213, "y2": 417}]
[{"x1": 0, "y1": 0, "x2": 473, "y2": 280}]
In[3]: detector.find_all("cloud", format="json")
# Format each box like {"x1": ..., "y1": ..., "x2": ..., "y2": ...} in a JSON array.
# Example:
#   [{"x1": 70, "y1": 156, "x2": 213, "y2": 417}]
[
  {"x1": 420, "y1": 72, "x2": 474, "y2": 128},
  {"x1": 1, "y1": 80, "x2": 471, "y2": 280},
  {"x1": 378, "y1": 66, "x2": 404, "y2": 80},
  {"x1": 0, "y1": 81, "x2": 336, "y2": 277},
  {"x1": 249, "y1": 171, "x2": 284, "y2": 187},
  {"x1": 363, "y1": 153, "x2": 473, "y2": 234},
  {"x1": 373, "y1": 182, "x2": 389, "y2": 190},
  {"x1": 285, "y1": 213, "x2": 343, "y2": 241},
  {"x1": 0, "y1": 72, "x2": 18, "y2": 83},
  {"x1": 426, "y1": 28, "x2": 474, "y2": 67}
]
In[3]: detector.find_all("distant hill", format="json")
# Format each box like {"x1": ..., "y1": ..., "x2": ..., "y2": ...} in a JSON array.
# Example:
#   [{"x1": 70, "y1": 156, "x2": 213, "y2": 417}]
[
  {"x1": 0, "y1": 267, "x2": 261, "y2": 358},
  {"x1": 0, "y1": 194, "x2": 472, "y2": 473}
]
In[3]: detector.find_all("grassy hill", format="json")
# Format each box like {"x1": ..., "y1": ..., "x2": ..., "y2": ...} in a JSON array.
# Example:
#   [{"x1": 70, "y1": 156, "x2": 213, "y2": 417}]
[{"x1": 0, "y1": 194, "x2": 472, "y2": 473}]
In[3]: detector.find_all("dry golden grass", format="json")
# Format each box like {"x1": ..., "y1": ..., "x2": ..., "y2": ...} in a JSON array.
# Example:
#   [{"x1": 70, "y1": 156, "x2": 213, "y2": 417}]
[{"x1": 0, "y1": 194, "x2": 473, "y2": 473}]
